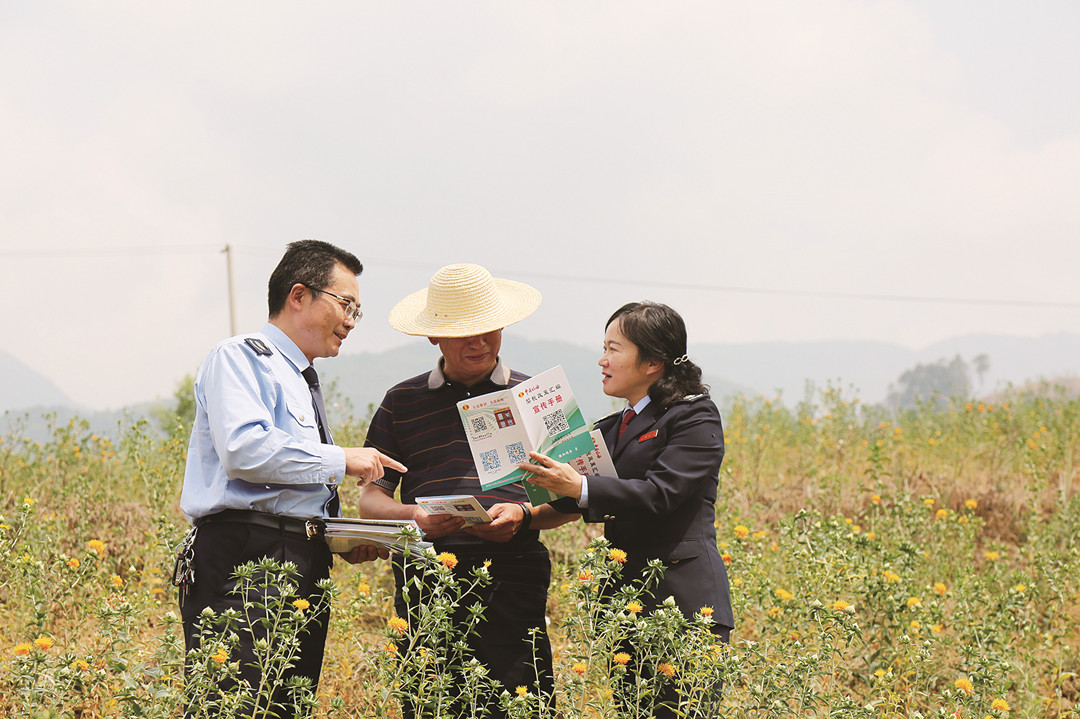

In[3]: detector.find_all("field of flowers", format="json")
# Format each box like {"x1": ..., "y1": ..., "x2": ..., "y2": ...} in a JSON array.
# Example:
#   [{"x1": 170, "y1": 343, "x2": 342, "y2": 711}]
[{"x1": 1, "y1": 384, "x2": 1078, "y2": 717}]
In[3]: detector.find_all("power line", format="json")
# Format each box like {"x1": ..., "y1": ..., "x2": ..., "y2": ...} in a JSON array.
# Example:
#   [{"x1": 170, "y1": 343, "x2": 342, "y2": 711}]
[
  {"x1": 366, "y1": 257, "x2": 1080, "y2": 310},
  {"x1": 4, "y1": 245, "x2": 1078, "y2": 310}
]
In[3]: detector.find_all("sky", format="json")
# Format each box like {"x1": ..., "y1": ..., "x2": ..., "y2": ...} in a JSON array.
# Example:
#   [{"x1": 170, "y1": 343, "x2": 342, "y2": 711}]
[{"x1": 2, "y1": 1, "x2": 1079, "y2": 410}]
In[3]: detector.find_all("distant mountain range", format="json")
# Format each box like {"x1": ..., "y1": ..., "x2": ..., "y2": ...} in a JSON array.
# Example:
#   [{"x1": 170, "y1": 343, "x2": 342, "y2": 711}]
[{"x1": 4, "y1": 333, "x2": 1079, "y2": 441}]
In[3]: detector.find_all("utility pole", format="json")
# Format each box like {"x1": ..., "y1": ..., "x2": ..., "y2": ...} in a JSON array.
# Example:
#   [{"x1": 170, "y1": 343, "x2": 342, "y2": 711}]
[{"x1": 223, "y1": 244, "x2": 238, "y2": 335}]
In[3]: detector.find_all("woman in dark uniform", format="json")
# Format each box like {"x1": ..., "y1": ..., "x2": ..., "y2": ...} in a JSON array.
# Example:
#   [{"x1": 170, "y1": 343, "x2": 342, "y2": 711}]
[{"x1": 525, "y1": 301, "x2": 733, "y2": 717}]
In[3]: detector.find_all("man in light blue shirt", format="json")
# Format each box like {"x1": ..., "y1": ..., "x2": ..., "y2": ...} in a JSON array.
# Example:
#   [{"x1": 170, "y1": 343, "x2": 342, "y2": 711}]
[{"x1": 179, "y1": 239, "x2": 405, "y2": 714}]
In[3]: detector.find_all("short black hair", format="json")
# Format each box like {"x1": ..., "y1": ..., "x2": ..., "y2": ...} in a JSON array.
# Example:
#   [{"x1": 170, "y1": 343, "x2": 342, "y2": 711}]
[
  {"x1": 267, "y1": 240, "x2": 363, "y2": 318},
  {"x1": 606, "y1": 301, "x2": 708, "y2": 410}
]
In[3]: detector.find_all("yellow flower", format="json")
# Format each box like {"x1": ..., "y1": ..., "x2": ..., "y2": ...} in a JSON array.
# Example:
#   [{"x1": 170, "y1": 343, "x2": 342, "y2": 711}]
[
  {"x1": 965, "y1": 499, "x2": 977, "y2": 509},
  {"x1": 751, "y1": 530, "x2": 767, "y2": 540},
  {"x1": 733, "y1": 525, "x2": 750, "y2": 539},
  {"x1": 578, "y1": 569, "x2": 594, "y2": 582},
  {"x1": 934, "y1": 582, "x2": 947, "y2": 596},
  {"x1": 626, "y1": 601, "x2": 643, "y2": 614},
  {"x1": 608, "y1": 548, "x2": 627, "y2": 564},
  {"x1": 958, "y1": 517, "x2": 970, "y2": 525},
  {"x1": 775, "y1": 589, "x2": 794, "y2": 601},
  {"x1": 210, "y1": 647, "x2": 228, "y2": 664},
  {"x1": 923, "y1": 498, "x2": 934, "y2": 506},
  {"x1": 865, "y1": 532, "x2": 876, "y2": 540},
  {"x1": 0, "y1": 523, "x2": 9, "y2": 531},
  {"x1": 22, "y1": 496, "x2": 34, "y2": 506},
  {"x1": 831, "y1": 600, "x2": 852, "y2": 611},
  {"x1": 13, "y1": 643, "x2": 32, "y2": 656},
  {"x1": 910, "y1": 620, "x2": 921, "y2": 630},
  {"x1": 572, "y1": 662, "x2": 587, "y2": 676},
  {"x1": 907, "y1": 596, "x2": 922, "y2": 608},
  {"x1": 935, "y1": 508, "x2": 948, "y2": 520},
  {"x1": 932, "y1": 623, "x2": 944, "y2": 634},
  {"x1": 1012, "y1": 584, "x2": 1027, "y2": 593},
  {"x1": 388, "y1": 616, "x2": 408, "y2": 635},
  {"x1": 657, "y1": 662, "x2": 676, "y2": 677},
  {"x1": 613, "y1": 652, "x2": 631, "y2": 666},
  {"x1": 984, "y1": 551, "x2": 1000, "y2": 561},
  {"x1": 954, "y1": 677, "x2": 973, "y2": 695},
  {"x1": 515, "y1": 686, "x2": 528, "y2": 696},
  {"x1": 871, "y1": 494, "x2": 881, "y2": 505},
  {"x1": 34, "y1": 636, "x2": 54, "y2": 650},
  {"x1": 70, "y1": 659, "x2": 90, "y2": 671},
  {"x1": 874, "y1": 669, "x2": 886, "y2": 678},
  {"x1": 436, "y1": 552, "x2": 458, "y2": 569},
  {"x1": 87, "y1": 539, "x2": 105, "y2": 555},
  {"x1": 700, "y1": 605, "x2": 714, "y2": 617},
  {"x1": 67, "y1": 558, "x2": 80, "y2": 570},
  {"x1": 852, "y1": 525, "x2": 861, "y2": 533},
  {"x1": 110, "y1": 575, "x2": 124, "y2": 588},
  {"x1": 292, "y1": 599, "x2": 311, "y2": 611},
  {"x1": 357, "y1": 582, "x2": 371, "y2": 596},
  {"x1": 991, "y1": 698, "x2": 1010, "y2": 711},
  {"x1": 383, "y1": 643, "x2": 398, "y2": 654},
  {"x1": 883, "y1": 570, "x2": 900, "y2": 583}
]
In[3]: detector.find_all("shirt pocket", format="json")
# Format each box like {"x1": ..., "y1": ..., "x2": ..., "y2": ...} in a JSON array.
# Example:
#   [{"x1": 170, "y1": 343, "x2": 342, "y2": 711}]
[{"x1": 285, "y1": 394, "x2": 319, "y2": 436}]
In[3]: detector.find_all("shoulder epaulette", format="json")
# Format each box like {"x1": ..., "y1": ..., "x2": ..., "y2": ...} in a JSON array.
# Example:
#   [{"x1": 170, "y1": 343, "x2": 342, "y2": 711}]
[{"x1": 243, "y1": 337, "x2": 273, "y2": 356}]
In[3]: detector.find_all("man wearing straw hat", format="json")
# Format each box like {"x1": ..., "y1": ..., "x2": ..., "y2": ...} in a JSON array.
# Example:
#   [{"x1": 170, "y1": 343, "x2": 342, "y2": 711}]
[{"x1": 359, "y1": 263, "x2": 552, "y2": 716}]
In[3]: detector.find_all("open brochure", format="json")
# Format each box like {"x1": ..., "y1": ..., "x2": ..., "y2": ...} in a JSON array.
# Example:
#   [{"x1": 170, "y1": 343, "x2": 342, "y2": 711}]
[
  {"x1": 415, "y1": 495, "x2": 492, "y2": 525},
  {"x1": 527, "y1": 429, "x2": 620, "y2": 505},
  {"x1": 323, "y1": 517, "x2": 430, "y2": 554},
  {"x1": 457, "y1": 365, "x2": 596, "y2": 505}
]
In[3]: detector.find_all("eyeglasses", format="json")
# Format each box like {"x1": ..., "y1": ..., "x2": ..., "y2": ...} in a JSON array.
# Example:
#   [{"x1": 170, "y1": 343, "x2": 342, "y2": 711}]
[{"x1": 304, "y1": 285, "x2": 363, "y2": 321}]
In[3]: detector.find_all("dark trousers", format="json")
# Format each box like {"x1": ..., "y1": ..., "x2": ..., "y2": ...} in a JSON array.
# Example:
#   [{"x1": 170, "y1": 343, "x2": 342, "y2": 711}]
[
  {"x1": 180, "y1": 520, "x2": 333, "y2": 715},
  {"x1": 392, "y1": 543, "x2": 554, "y2": 719}
]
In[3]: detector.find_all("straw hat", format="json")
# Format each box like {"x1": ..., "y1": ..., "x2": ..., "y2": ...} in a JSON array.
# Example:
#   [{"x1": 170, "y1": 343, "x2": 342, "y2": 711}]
[{"x1": 388, "y1": 264, "x2": 542, "y2": 337}]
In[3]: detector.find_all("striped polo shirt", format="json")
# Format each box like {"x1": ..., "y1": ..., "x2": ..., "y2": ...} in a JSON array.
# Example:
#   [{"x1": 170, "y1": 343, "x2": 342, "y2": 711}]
[{"x1": 365, "y1": 357, "x2": 539, "y2": 552}]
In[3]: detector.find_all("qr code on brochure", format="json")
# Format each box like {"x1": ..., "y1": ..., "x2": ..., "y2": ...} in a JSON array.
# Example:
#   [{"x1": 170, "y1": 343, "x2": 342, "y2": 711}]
[
  {"x1": 542, "y1": 409, "x2": 569, "y2": 436},
  {"x1": 470, "y1": 415, "x2": 489, "y2": 434},
  {"x1": 506, "y1": 441, "x2": 527, "y2": 464},
  {"x1": 480, "y1": 448, "x2": 501, "y2": 472}
]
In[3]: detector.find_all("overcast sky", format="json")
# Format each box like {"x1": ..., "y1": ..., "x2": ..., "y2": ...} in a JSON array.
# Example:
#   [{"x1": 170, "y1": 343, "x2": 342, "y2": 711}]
[{"x1": 2, "y1": 1, "x2": 1078, "y2": 410}]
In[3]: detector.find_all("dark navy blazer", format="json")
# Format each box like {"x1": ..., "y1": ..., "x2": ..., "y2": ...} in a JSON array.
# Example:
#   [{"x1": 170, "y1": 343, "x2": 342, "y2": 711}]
[{"x1": 554, "y1": 395, "x2": 734, "y2": 630}]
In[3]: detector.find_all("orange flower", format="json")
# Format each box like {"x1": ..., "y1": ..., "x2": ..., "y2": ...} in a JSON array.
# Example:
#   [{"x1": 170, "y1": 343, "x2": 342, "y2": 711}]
[
  {"x1": 572, "y1": 662, "x2": 587, "y2": 676},
  {"x1": 210, "y1": 647, "x2": 228, "y2": 664},
  {"x1": 965, "y1": 499, "x2": 977, "y2": 509},
  {"x1": 70, "y1": 659, "x2": 90, "y2": 671},
  {"x1": 110, "y1": 574, "x2": 124, "y2": 588},
  {"x1": 721, "y1": 553, "x2": 733, "y2": 565},
  {"x1": 613, "y1": 652, "x2": 631, "y2": 666},
  {"x1": 657, "y1": 662, "x2": 676, "y2": 678},
  {"x1": 608, "y1": 548, "x2": 627, "y2": 564},
  {"x1": 34, "y1": 636, "x2": 54, "y2": 650},
  {"x1": 12, "y1": 643, "x2": 32, "y2": 656},
  {"x1": 66, "y1": 558, "x2": 80, "y2": 570},
  {"x1": 578, "y1": 569, "x2": 594, "y2": 582},
  {"x1": 436, "y1": 552, "x2": 458, "y2": 569},
  {"x1": 934, "y1": 582, "x2": 947, "y2": 595},
  {"x1": 733, "y1": 525, "x2": 750, "y2": 539},
  {"x1": 871, "y1": 494, "x2": 881, "y2": 505},
  {"x1": 954, "y1": 677, "x2": 972, "y2": 695},
  {"x1": 991, "y1": 698, "x2": 1010, "y2": 711},
  {"x1": 935, "y1": 509, "x2": 948, "y2": 520},
  {"x1": 700, "y1": 606, "x2": 715, "y2": 617},
  {"x1": 388, "y1": 616, "x2": 408, "y2": 635}
]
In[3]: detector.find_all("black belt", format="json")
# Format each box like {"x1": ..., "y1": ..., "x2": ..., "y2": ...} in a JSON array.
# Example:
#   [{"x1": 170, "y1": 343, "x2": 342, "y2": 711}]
[{"x1": 198, "y1": 509, "x2": 326, "y2": 539}]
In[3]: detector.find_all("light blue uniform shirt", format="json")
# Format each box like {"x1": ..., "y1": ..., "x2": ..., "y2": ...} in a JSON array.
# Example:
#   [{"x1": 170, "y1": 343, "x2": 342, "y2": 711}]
[{"x1": 180, "y1": 322, "x2": 347, "y2": 523}]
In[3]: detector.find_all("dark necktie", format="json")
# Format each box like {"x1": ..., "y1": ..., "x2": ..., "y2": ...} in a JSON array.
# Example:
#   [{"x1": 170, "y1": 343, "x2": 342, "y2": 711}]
[
  {"x1": 302, "y1": 366, "x2": 339, "y2": 516},
  {"x1": 617, "y1": 408, "x2": 636, "y2": 440}
]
